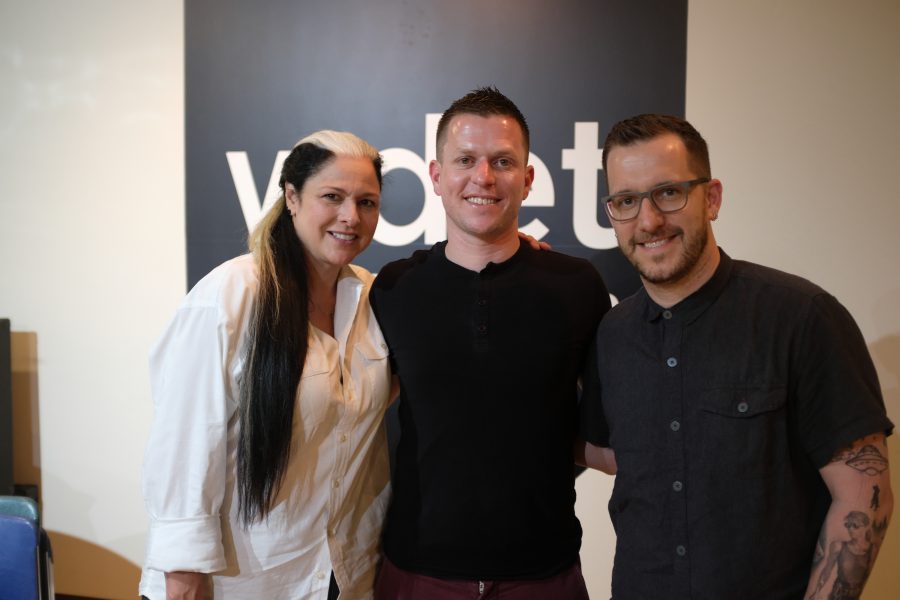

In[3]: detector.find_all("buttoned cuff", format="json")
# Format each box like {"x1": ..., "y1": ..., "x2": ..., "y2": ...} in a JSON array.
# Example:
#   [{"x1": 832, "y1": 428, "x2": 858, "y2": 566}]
[{"x1": 145, "y1": 515, "x2": 226, "y2": 573}]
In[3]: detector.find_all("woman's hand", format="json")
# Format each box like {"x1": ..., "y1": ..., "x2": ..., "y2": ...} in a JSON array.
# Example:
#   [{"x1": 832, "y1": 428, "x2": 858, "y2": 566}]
[{"x1": 165, "y1": 571, "x2": 210, "y2": 600}]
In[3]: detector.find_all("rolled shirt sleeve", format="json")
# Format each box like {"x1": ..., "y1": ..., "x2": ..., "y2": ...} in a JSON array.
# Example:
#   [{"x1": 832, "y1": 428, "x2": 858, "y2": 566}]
[{"x1": 142, "y1": 300, "x2": 237, "y2": 573}]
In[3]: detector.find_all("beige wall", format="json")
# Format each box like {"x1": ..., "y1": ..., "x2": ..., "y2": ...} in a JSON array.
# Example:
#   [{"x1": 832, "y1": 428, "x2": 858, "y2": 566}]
[
  {"x1": 1, "y1": 1, "x2": 897, "y2": 598},
  {"x1": 0, "y1": 1, "x2": 184, "y2": 597}
]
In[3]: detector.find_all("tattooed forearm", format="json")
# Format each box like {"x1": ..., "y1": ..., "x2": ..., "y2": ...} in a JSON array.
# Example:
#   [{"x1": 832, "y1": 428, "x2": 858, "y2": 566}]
[{"x1": 807, "y1": 433, "x2": 891, "y2": 600}]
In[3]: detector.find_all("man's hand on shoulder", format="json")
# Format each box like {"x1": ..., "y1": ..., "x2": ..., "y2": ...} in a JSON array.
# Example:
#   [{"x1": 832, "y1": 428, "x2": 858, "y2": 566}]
[{"x1": 518, "y1": 231, "x2": 551, "y2": 252}]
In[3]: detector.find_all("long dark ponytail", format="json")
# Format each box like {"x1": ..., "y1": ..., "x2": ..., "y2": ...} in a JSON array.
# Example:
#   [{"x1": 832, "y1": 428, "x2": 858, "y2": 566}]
[{"x1": 237, "y1": 131, "x2": 382, "y2": 525}]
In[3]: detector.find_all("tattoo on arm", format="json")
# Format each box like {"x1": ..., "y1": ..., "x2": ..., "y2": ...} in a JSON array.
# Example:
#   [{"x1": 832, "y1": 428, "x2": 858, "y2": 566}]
[
  {"x1": 809, "y1": 511, "x2": 880, "y2": 600},
  {"x1": 829, "y1": 438, "x2": 888, "y2": 476},
  {"x1": 872, "y1": 516, "x2": 888, "y2": 543},
  {"x1": 808, "y1": 434, "x2": 891, "y2": 600}
]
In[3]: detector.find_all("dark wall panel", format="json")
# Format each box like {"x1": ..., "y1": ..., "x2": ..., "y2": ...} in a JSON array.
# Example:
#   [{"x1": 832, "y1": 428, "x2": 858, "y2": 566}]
[{"x1": 185, "y1": 0, "x2": 688, "y2": 300}]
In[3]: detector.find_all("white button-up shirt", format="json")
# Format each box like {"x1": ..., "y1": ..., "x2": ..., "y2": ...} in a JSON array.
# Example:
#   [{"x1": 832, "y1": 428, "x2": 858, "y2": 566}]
[{"x1": 140, "y1": 255, "x2": 391, "y2": 599}]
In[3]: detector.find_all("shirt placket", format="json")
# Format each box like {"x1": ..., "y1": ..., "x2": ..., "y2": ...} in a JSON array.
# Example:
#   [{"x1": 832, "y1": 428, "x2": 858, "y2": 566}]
[
  {"x1": 473, "y1": 272, "x2": 490, "y2": 353},
  {"x1": 327, "y1": 334, "x2": 353, "y2": 587},
  {"x1": 661, "y1": 308, "x2": 690, "y2": 595}
]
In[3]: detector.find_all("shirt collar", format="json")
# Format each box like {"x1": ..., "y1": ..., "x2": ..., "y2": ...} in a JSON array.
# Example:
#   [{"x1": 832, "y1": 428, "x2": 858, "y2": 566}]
[
  {"x1": 333, "y1": 265, "x2": 366, "y2": 357},
  {"x1": 642, "y1": 248, "x2": 733, "y2": 323},
  {"x1": 436, "y1": 239, "x2": 527, "y2": 277}
]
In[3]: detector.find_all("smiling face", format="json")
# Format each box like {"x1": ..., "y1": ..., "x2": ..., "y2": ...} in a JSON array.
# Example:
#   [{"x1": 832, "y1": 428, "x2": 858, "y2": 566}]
[
  {"x1": 606, "y1": 133, "x2": 722, "y2": 301},
  {"x1": 285, "y1": 155, "x2": 380, "y2": 277},
  {"x1": 430, "y1": 113, "x2": 534, "y2": 245}
]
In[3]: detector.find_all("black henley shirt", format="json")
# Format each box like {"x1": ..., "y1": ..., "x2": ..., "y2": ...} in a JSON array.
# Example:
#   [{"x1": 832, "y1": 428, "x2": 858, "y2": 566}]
[{"x1": 371, "y1": 240, "x2": 610, "y2": 580}]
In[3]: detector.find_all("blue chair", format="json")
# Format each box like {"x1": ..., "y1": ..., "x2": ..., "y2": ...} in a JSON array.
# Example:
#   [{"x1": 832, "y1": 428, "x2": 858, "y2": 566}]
[
  {"x1": 0, "y1": 496, "x2": 52, "y2": 600},
  {"x1": 0, "y1": 496, "x2": 39, "y2": 525},
  {"x1": 0, "y1": 513, "x2": 39, "y2": 600}
]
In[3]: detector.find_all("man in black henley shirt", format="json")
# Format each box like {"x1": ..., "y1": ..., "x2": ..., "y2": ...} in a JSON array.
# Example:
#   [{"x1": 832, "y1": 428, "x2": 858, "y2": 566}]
[{"x1": 371, "y1": 87, "x2": 611, "y2": 599}]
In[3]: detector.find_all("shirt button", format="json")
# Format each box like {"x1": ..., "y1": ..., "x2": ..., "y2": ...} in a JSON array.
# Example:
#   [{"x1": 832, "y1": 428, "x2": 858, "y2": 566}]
[
  {"x1": 316, "y1": 570, "x2": 326, "y2": 580},
  {"x1": 670, "y1": 420, "x2": 681, "y2": 432},
  {"x1": 676, "y1": 545, "x2": 687, "y2": 556},
  {"x1": 672, "y1": 480, "x2": 683, "y2": 492},
  {"x1": 477, "y1": 324, "x2": 488, "y2": 334},
  {"x1": 339, "y1": 433, "x2": 348, "y2": 443},
  {"x1": 737, "y1": 401, "x2": 749, "y2": 413},
  {"x1": 666, "y1": 357, "x2": 678, "y2": 367},
  {"x1": 662, "y1": 310, "x2": 673, "y2": 319},
  {"x1": 332, "y1": 479, "x2": 340, "y2": 488}
]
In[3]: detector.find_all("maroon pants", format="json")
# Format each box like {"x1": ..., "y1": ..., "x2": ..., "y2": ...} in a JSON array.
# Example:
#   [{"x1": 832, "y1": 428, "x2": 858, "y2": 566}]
[{"x1": 374, "y1": 556, "x2": 590, "y2": 600}]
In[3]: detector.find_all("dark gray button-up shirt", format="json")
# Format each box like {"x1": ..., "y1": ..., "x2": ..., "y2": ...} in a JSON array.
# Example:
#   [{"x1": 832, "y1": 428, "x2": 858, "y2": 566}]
[{"x1": 581, "y1": 250, "x2": 892, "y2": 599}]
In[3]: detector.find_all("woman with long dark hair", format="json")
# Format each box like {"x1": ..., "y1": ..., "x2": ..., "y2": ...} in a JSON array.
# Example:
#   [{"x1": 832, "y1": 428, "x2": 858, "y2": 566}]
[{"x1": 140, "y1": 131, "x2": 391, "y2": 599}]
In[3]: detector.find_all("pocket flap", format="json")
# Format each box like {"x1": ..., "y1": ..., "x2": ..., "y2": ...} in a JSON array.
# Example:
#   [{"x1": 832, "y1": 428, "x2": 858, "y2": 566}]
[
  {"x1": 700, "y1": 386, "x2": 787, "y2": 418},
  {"x1": 355, "y1": 338, "x2": 389, "y2": 361},
  {"x1": 301, "y1": 350, "x2": 331, "y2": 378}
]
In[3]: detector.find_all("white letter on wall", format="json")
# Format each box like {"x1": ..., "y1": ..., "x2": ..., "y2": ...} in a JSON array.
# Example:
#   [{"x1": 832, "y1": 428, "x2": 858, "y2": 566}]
[
  {"x1": 562, "y1": 122, "x2": 617, "y2": 249},
  {"x1": 226, "y1": 150, "x2": 289, "y2": 232},
  {"x1": 375, "y1": 113, "x2": 446, "y2": 245},
  {"x1": 519, "y1": 153, "x2": 554, "y2": 240}
]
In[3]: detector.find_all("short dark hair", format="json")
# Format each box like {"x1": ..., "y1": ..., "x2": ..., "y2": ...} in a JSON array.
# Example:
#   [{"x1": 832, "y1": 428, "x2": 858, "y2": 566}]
[
  {"x1": 602, "y1": 114, "x2": 710, "y2": 178},
  {"x1": 435, "y1": 86, "x2": 530, "y2": 160}
]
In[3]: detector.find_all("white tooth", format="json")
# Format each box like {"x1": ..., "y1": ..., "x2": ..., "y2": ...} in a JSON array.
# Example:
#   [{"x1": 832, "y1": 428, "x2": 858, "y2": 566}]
[
  {"x1": 466, "y1": 197, "x2": 498, "y2": 205},
  {"x1": 644, "y1": 239, "x2": 667, "y2": 248},
  {"x1": 332, "y1": 232, "x2": 355, "y2": 241}
]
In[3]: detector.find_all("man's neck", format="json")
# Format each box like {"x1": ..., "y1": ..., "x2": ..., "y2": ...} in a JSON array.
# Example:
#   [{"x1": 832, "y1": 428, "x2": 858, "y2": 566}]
[
  {"x1": 444, "y1": 229, "x2": 521, "y2": 272},
  {"x1": 644, "y1": 245, "x2": 721, "y2": 309}
]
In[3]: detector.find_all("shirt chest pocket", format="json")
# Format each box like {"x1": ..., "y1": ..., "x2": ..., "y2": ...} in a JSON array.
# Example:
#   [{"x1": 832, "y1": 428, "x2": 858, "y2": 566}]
[
  {"x1": 302, "y1": 350, "x2": 333, "y2": 379},
  {"x1": 697, "y1": 386, "x2": 789, "y2": 479},
  {"x1": 295, "y1": 349, "x2": 337, "y2": 427},
  {"x1": 351, "y1": 335, "x2": 391, "y2": 413}
]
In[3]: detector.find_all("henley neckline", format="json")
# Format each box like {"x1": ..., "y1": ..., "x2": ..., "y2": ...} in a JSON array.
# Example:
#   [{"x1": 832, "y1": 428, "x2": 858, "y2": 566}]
[
  {"x1": 434, "y1": 239, "x2": 528, "y2": 277},
  {"x1": 642, "y1": 247, "x2": 734, "y2": 324}
]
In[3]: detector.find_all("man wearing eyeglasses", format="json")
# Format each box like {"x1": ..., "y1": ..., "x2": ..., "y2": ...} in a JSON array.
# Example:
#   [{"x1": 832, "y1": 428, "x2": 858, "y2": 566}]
[{"x1": 578, "y1": 114, "x2": 893, "y2": 599}]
